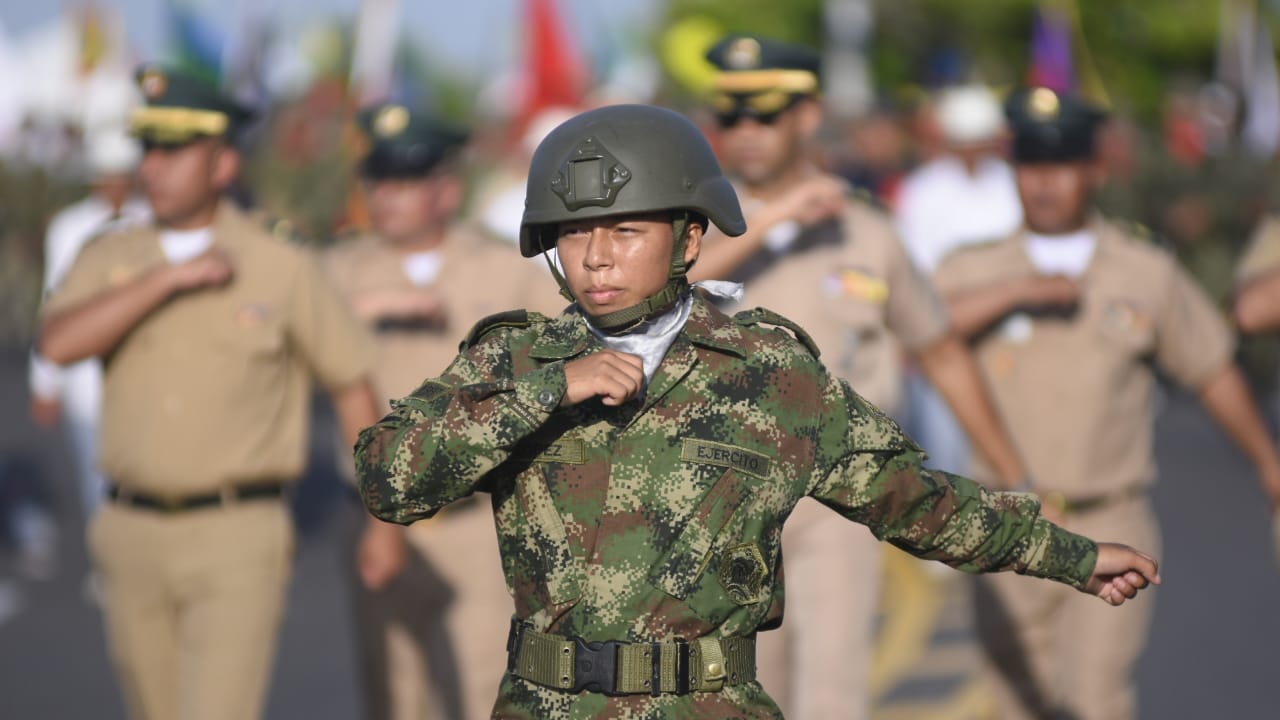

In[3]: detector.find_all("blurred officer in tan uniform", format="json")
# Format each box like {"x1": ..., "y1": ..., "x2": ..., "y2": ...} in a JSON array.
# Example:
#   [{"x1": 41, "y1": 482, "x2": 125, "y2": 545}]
[
  {"x1": 38, "y1": 66, "x2": 399, "y2": 720},
  {"x1": 936, "y1": 87, "x2": 1280, "y2": 720},
  {"x1": 690, "y1": 34, "x2": 1031, "y2": 720},
  {"x1": 325, "y1": 102, "x2": 563, "y2": 720},
  {"x1": 1233, "y1": 214, "x2": 1280, "y2": 567}
]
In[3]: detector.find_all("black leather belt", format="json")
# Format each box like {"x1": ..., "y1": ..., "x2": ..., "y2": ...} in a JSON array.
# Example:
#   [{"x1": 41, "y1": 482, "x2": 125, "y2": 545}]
[{"x1": 107, "y1": 481, "x2": 288, "y2": 513}]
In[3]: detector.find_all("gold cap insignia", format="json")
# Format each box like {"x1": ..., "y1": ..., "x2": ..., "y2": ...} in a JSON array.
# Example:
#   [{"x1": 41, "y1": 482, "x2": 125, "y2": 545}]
[
  {"x1": 1028, "y1": 87, "x2": 1060, "y2": 120},
  {"x1": 726, "y1": 37, "x2": 762, "y2": 70},
  {"x1": 139, "y1": 68, "x2": 168, "y2": 99},
  {"x1": 373, "y1": 104, "x2": 410, "y2": 138}
]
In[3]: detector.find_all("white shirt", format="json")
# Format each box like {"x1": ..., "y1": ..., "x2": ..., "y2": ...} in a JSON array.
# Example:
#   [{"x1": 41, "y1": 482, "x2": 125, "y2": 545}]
[
  {"x1": 895, "y1": 154, "x2": 1023, "y2": 272},
  {"x1": 1025, "y1": 229, "x2": 1097, "y2": 278},
  {"x1": 401, "y1": 249, "x2": 445, "y2": 286}
]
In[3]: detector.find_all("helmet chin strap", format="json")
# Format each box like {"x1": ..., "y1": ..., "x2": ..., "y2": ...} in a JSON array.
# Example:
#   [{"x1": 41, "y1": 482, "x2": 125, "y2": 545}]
[{"x1": 539, "y1": 213, "x2": 693, "y2": 336}]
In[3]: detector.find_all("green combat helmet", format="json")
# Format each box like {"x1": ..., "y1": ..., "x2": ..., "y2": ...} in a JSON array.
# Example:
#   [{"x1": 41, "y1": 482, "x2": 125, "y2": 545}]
[{"x1": 519, "y1": 104, "x2": 747, "y2": 333}]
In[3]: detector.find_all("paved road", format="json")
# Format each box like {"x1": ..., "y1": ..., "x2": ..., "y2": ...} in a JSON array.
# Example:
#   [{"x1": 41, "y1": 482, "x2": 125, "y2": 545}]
[{"x1": 1, "y1": 345, "x2": 1278, "y2": 719}]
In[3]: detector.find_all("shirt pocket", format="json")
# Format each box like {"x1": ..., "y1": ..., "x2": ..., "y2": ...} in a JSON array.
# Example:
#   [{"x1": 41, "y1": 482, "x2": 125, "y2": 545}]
[{"x1": 645, "y1": 458, "x2": 773, "y2": 604}]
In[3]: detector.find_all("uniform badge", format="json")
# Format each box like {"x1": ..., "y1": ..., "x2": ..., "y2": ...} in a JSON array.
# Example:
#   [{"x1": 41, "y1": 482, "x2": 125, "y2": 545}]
[
  {"x1": 235, "y1": 303, "x2": 274, "y2": 328},
  {"x1": 1101, "y1": 299, "x2": 1151, "y2": 337},
  {"x1": 725, "y1": 37, "x2": 762, "y2": 70},
  {"x1": 718, "y1": 543, "x2": 768, "y2": 605},
  {"x1": 108, "y1": 266, "x2": 135, "y2": 286},
  {"x1": 823, "y1": 267, "x2": 889, "y2": 303},
  {"x1": 1000, "y1": 312, "x2": 1033, "y2": 344},
  {"x1": 1028, "y1": 87, "x2": 1060, "y2": 120},
  {"x1": 139, "y1": 67, "x2": 168, "y2": 99},
  {"x1": 373, "y1": 104, "x2": 410, "y2": 138}
]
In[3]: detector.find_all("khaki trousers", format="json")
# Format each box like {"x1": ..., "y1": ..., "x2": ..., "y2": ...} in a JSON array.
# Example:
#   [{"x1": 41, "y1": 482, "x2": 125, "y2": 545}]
[
  {"x1": 757, "y1": 498, "x2": 883, "y2": 720},
  {"x1": 343, "y1": 498, "x2": 512, "y2": 720},
  {"x1": 89, "y1": 501, "x2": 294, "y2": 720},
  {"x1": 974, "y1": 493, "x2": 1160, "y2": 720}
]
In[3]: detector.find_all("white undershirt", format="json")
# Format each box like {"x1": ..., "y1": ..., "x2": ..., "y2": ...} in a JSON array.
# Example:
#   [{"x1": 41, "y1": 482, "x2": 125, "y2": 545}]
[
  {"x1": 401, "y1": 249, "x2": 444, "y2": 287},
  {"x1": 1024, "y1": 229, "x2": 1097, "y2": 278},
  {"x1": 159, "y1": 227, "x2": 215, "y2": 264}
]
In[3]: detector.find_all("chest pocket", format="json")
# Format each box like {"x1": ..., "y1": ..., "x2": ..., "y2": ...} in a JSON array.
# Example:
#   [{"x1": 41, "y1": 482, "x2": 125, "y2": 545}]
[
  {"x1": 1095, "y1": 297, "x2": 1156, "y2": 357},
  {"x1": 648, "y1": 440, "x2": 774, "y2": 605},
  {"x1": 212, "y1": 300, "x2": 286, "y2": 359}
]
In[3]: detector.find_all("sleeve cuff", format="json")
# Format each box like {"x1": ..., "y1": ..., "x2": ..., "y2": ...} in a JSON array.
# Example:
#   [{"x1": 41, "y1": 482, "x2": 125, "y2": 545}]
[{"x1": 1017, "y1": 516, "x2": 1099, "y2": 591}]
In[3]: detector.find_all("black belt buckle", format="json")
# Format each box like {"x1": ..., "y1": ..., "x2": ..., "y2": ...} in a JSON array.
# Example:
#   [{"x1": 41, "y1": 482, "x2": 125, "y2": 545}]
[{"x1": 569, "y1": 637, "x2": 622, "y2": 696}]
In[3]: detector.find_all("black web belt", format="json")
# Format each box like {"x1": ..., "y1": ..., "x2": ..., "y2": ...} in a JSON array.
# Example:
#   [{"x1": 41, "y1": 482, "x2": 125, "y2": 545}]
[{"x1": 505, "y1": 617, "x2": 755, "y2": 696}]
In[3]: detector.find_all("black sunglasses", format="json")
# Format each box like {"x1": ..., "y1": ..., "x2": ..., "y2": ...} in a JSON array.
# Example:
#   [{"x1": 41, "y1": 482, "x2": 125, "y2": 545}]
[{"x1": 713, "y1": 93, "x2": 804, "y2": 129}]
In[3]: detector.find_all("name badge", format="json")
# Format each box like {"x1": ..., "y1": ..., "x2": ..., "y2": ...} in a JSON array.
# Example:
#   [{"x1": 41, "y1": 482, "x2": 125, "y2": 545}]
[
  {"x1": 527, "y1": 438, "x2": 587, "y2": 464},
  {"x1": 680, "y1": 439, "x2": 771, "y2": 479}
]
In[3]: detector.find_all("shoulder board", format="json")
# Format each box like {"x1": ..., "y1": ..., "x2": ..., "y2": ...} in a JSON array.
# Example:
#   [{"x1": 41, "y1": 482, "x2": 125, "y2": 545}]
[
  {"x1": 733, "y1": 307, "x2": 821, "y2": 358},
  {"x1": 1111, "y1": 218, "x2": 1171, "y2": 250},
  {"x1": 263, "y1": 216, "x2": 310, "y2": 245},
  {"x1": 461, "y1": 309, "x2": 543, "y2": 349},
  {"x1": 847, "y1": 185, "x2": 887, "y2": 212}
]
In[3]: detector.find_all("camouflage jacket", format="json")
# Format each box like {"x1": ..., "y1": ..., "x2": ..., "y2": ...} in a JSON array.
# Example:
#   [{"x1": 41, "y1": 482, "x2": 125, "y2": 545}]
[{"x1": 356, "y1": 291, "x2": 1098, "y2": 719}]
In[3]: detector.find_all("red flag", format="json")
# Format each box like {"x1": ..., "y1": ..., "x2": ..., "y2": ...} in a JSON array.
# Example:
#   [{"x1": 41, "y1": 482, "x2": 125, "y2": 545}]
[{"x1": 519, "y1": 0, "x2": 587, "y2": 132}]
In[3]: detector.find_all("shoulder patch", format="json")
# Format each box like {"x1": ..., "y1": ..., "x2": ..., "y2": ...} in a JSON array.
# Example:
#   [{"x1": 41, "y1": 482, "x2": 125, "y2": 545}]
[
  {"x1": 848, "y1": 185, "x2": 887, "y2": 212},
  {"x1": 1111, "y1": 218, "x2": 1171, "y2": 250},
  {"x1": 461, "y1": 309, "x2": 544, "y2": 350},
  {"x1": 262, "y1": 216, "x2": 310, "y2": 246},
  {"x1": 733, "y1": 307, "x2": 822, "y2": 358}
]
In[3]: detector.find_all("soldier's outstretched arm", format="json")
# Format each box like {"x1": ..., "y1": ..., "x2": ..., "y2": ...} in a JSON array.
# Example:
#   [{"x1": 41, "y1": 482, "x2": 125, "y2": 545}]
[
  {"x1": 811, "y1": 375, "x2": 1159, "y2": 603},
  {"x1": 355, "y1": 329, "x2": 567, "y2": 524}
]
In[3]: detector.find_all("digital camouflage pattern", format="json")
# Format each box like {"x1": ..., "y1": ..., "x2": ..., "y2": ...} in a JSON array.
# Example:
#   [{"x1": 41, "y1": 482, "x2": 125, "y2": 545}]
[{"x1": 355, "y1": 291, "x2": 1099, "y2": 719}]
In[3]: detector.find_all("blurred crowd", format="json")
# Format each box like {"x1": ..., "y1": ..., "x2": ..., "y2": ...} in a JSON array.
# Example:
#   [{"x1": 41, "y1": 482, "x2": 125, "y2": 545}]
[{"x1": 3, "y1": 2, "x2": 1280, "y2": 720}]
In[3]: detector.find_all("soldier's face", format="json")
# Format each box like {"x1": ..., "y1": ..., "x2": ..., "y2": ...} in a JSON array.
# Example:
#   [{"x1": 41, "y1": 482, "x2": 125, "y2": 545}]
[
  {"x1": 139, "y1": 137, "x2": 237, "y2": 229},
  {"x1": 556, "y1": 213, "x2": 703, "y2": 316},
  {"x1": 718, "y1": 99, "x2": 818, "y2": 189},
  {"x1": 365, "y1": 175, "x2": 461, "y2": 243},
  {"x1": 1015, "y1": 161, "x2": 1098, "y2": 234}
]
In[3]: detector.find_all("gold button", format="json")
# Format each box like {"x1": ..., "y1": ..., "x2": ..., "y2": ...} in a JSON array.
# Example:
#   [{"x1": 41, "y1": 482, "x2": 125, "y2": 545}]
[{"x1": 707, "y1": 662, "x2": 723, "y2": 676}]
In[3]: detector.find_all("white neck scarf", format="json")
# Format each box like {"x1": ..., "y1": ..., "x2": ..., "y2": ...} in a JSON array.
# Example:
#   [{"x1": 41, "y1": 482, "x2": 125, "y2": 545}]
[{"x1": 581, "y1": 282, "x2": 742, "y2": 385}]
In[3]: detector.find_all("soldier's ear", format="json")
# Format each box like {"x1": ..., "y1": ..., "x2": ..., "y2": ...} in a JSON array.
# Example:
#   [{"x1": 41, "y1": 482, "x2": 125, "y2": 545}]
[
  {"x1": 210, "y1": 143, "x2": 241, "y2": 191},
  {"x1": 794, "y1": 98, "x2": 823, "y2": 139},
  {"x1": 433, "y1": 173, "x2": 465, "y2": 218},
  {"x1": 683, "y1": 220, "x2": 704, "y2": 266}
]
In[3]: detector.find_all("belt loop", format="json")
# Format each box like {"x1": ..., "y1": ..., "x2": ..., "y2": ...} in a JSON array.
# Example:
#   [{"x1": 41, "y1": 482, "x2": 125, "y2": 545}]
[{"x1": 220, "y1": 485, "x2": 236, "y2": 508}]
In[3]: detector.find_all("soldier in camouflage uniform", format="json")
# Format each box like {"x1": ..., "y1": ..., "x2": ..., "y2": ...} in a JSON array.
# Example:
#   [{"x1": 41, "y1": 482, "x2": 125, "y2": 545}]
[{"x1": 355, "y1": 104, "x2": 1160, "y2": 719}]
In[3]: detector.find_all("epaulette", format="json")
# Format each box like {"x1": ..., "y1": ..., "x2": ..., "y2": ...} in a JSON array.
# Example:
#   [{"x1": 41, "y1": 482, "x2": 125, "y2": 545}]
[
  {"x1": 847, "y1": 185, "x2": 888, "y2": 213},
  {"x1": 460, "y1": 309, "x2": 544, "y2": 350},
  {"x1": 263, "y1": 216, "x2": 309, "y2": 245},
  {"x1": 733, "y1": 307, "x2": 821, "y2": 358},
  {"x1": 1112, "y1": 218, "x2": 1171, "y2": 250}
]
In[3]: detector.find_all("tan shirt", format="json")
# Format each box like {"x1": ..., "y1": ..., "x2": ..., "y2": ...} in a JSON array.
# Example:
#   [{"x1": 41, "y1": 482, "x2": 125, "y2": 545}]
[
  {"x1": 323, "y1": 225, "x2": 564, "y2": 407},
  {"x1": 1236, "y1": 214, "x2": 1280, "y2": 286},
  {"x1": 935, "y1": 219, "x2": 1234, "y2": 497},
  {"x1": 44, "y1": 202, "x2": 375, "y2": 494},
  {"x1": 732, "y1": 196, "x2": 948, "y2": 412}
]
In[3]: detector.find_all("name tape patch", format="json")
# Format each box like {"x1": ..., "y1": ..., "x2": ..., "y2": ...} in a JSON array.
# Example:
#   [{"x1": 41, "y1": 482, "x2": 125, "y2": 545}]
[
  {"x1": 527, "y1": 438, "x2": 586, "y2": 464},
  {"x1": 680, "y1": 439, "x2": 771, "y2": 479}
]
